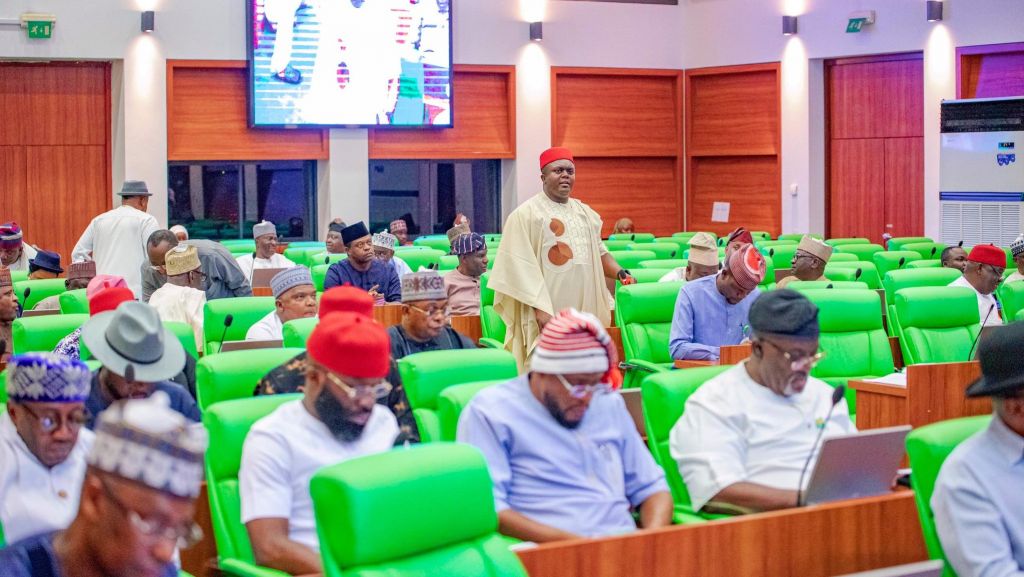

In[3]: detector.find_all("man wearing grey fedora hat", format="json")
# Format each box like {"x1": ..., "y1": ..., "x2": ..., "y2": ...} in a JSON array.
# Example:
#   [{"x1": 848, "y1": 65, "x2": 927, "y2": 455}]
[
  {"x1": 72, "y1": 180, "x2": 161, "y2": 299},
  {"x1": 931, "y1": 322, "x2": 1024, "y2": 577},
  {"x1": 79, "y1": 301, "x2": 200, "y2": 429}
]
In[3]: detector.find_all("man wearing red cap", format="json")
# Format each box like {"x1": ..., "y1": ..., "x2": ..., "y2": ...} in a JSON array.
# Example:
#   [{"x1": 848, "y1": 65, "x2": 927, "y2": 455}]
[
  {"x1": 725, "y1": 227, "x2": 755, "y2": 259},
  {"x1": 458, "y1": 308, "x2": 672, "y2": 543},
  {"x1": 240, "y1": 312, "x2": 399, "y2": 575},
  {"x1": 489, "y1": 147, "x2": 634, "y2": 369},
  {"x1": 948, "y1": 244, "x2": 1006, "y2": 327}
]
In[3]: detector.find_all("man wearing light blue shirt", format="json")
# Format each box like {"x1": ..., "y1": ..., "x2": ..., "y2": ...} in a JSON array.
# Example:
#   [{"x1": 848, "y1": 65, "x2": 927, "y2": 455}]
[
  {"x1": 932, "y1": 322, "x2": 1024, "y2": 577},
  {"x1": 669, "y1": 244, "x2": 765, "y2": 361},
  {"x1": 458, "y1": 308, "x2": 672, "y2": 543}
]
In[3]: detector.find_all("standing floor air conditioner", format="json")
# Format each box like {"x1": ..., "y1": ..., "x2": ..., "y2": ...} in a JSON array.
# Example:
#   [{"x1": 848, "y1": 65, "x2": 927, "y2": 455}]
[{"x1": 940, "y1": 97, "x2": 1024, "y2": 247}]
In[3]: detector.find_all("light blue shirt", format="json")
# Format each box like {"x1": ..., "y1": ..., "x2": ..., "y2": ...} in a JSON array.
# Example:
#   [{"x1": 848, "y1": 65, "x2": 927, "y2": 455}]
[
  {"x1": 669, "y1": 273, "x2": 760, "y2": 361},
  {"x1": 457, "y1": 375, "x2": 669, "y2": 537},
  {"x1": 932, "y1": 415, "x2": 1024, "y2": 577}
]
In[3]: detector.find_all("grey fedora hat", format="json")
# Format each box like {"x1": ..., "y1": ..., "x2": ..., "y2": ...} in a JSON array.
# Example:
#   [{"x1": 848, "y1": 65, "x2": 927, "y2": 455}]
[
  {"x1": 118, "y1": 180, "x2": 151, "y2": 197},
  {"x1": 81, "y1": 301, "x2": 185, "y2": 383}
]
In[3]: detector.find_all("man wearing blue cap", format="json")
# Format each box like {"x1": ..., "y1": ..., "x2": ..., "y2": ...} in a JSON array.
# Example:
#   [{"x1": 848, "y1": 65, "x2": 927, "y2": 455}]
[
  {"x1": 27, "y1": 249, "x2": 64, "y2": 280},
  {"x1": 445, "y1": 231, "x2": 487, "y2": 316},
  {"x1": 247, "y1": 266, "x2": 319, "y2": 341},
  {"x1": 0, "y1": 354, "x2": 94, "y2": 544}
]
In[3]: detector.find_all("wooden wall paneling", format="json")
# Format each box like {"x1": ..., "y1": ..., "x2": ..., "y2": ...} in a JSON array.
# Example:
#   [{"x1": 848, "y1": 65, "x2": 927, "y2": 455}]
[
  {"x1": 167, "y1": 60, "x2": 328, "y2": 161},
  {"x1": 829, "y1": 139, "x2": 886, "y2": 239},
  {"x1": 0, "y1": 147, "x2": 29, "y2": 223},
  {"x1": 0, "y1": 63, "x2": 108, "y2": 147},
  {"x1": 828, "y1": 55, "x2": 923, "y2": 140},
  {"x1": 572, "y1": 157, "x2": 681, "y2": 237},
  {"x1": 369, "y1": 65, "x2": 516, "y2": 159},
  {"x1": 957, "y1": 42, "x2": 1024, "y2": 99},
  {"x1": 884, "y1": 137, "x2": 924, "y2": 237},
  {"x1": 688, "y1": 155, "x2": 780, "y2": 236}
]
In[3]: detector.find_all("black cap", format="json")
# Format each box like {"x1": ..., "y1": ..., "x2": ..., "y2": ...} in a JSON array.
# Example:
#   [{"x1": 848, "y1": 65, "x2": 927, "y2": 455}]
[
  {"x1": 328, "y1": 221, "x2": 346, "y2": 234},
  {"x1": 749, "y1": 289, "x2": 819, "y2": 339},
  {"x1": 966, "y1": 323, "x2": 1024, "y2": 397},
  {"x1": 341, "y1": 221, "x2": 370, "y2": 245}
]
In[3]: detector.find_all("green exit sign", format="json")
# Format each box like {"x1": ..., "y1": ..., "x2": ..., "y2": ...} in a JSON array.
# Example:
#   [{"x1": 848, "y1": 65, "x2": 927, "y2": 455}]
[
  {"x1": 26, "y1": 21, "x2": 53, "y2": 39},
  {"x1": 846, "y1": 18, "x2": 866, "y2": 33}
]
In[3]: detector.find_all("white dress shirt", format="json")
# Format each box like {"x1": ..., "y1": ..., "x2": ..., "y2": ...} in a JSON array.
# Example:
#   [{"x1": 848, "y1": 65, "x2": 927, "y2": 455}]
[
  {"x1": 149, "y1": 283, "x2": 207, "y2": 353},
  {"x1": 72, "y1": 205, "x2": 160, "y2": 298},
  {"x1": 1005, "y1": 271, "x2": 1024, "y2": 284},
  {"x1": 949, "y1": 276, "x2": 1003, "y2": 326},
  {"x1": 246, "y1": 310, "x2": 284, "y2": 341},
  {"x1": 0, "y1": 413, "x2": 95, "y2": 544},
  {"x1": 234, "y1": 253, "x2": 296, "y2": 284}
]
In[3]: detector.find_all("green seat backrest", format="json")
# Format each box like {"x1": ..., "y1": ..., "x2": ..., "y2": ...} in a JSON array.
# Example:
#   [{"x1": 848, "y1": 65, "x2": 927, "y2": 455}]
[
  {"x1": 10, "y1": 270, "x2": 28, "y2": 283},
  {"x1": 901, "y1": 242, "x2": 946, "y2": 261},
  {"x1": 786, "y1": 281, "x2": 869, "y2": 291},
  {"x1": 311, "y1": 252, "x2": 347, "y2": 266},
  {"x1": 438, "y1": 255, "x2": 460, "y2": 271},
  {"x1": 883, "y1": 268, "x2": 963, "y2": 338},
  {"x1": 887, "y1": 236, "x2": 933, "y2": 251},
  {"x1": 282, "y1": 317, "x2": 317, "y2": 348},
  {"x1": 829, "y1": 253, "x2": 859, "y2": 262},
  {"x1": 654, "y1": 237, "x2": 690, "y2": 250},
  {"x1": 228, "y1": 245, "x2": 256, "y2": 256},
  {"x1": 310, "y1": 264, "x2": 329, "y2": 292},
  {"x1": 437, "y1": 381, "x2": 500, "y2": 443},
  {"x1": 479, "y1": 273, "x2": 506, "y2": 344},
  {"x1": 756, "y1": 240, "x2": 796, "y2": 251},
  {"x1": 750, "y1": 231, "x2": 772, "y2": 242},
  {"x1": 165, "y1": 321, "x2": 200, "y2": 359},
  {"x1": 906, "y1": 260, "x2": 942, "y2": 269},
  {"x1": 59, "y1": 289, "x2": 89, "y2": 314},
  {"x1": 777, "y1": 233, "x2": 821, "y2": 242},
  {"x1": 765, "y1": 244, "x2": 798, "y2": 271},
  {"x1": 626, "y1": 269, "x2": 675, "y2": 284},
  {"x1": 642, "y1": 366, "x2": 732, "y2": 513},
  {"x1": 610, "y1": 233, "x2": 655, "y2": 243},
  {"x1": 825, "y1": 261, "x2": 882, "y2": 289},
  {"x1": 997, "y1": 280, "x2": 1024, "y2": 323},
  {"x1": 825, "y1": 237, "x2": 870, "y2": 247},
  {"x1": 398, "y1": 249, "x2": 446, "y2": 272},
  {"x1": 412, "y1": 236, "x2": 453, "y2": 251},
  {"x1": 202, "y1": 297, "x2": 276, "y2": 355},
  {"x1": 835, "y1": 243, "x2": 885, "y2": 262},
  {"x1": 875, "y1": 251, "x2": 922, "y2": 279},
  {"x1": 759, "y1": 258, "x2": 776, "y2": 291},
  {"x1": 638, "y1": 258, "x2": 688, "y2": 269},
  {"x1": 602, "y1": 239, "x2": 633, "y2": 252},
  {"x1": 615, "y1": 281, "x2": 685, "y2": 365},
  {"x1": 196, "y1": 348, "x2": 305, "y2": 410},
  {"x1": 895, "y1": 287, "x2": 981, "y2": 366},
  {"x1": 628, "y1": 242, "x2": 679, "y2": 259},
  {"x1": 397, "y1": 349, "x2": 517, "y2": 443},
  {"x1": 13, "y1": 278, "x2": 67, "y2": 310},
  {"x1": 203, "y1": 395, "x2": 299, "y2": 567},
  {"x1": 312, "y1": 443, "x2": 527, "y2": 577},
  {"x1": 285, "y1": 246, "x2": 328, "y2": 267},
  {"x1": 12, "y1": 314, "x2": 88, "y2": 354},
  {"x1": 608, "y1": 250, "x2": 657, "y2": 270},
  {"x1": 287, "y1": 241, "x2": 327, "y2": 249},
  {"x1": 671, "y1": 232, "x2": 696, "y2": 241},
  {"x1": 906, "y1": 415, "x2": 991, "y2": 575},
  {"x1": 220, "y1": 239, "x2": 256, "y2": 248}
]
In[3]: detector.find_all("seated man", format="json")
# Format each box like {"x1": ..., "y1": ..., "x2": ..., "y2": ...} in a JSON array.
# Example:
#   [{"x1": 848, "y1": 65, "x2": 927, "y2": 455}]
[
  {"x1": 390, "y1": 218, "x2": 413, "y2": 246},
  {"x1": 458, "y1": 309, "x2": 673, "y2": 542},
  {"x1": 27, "y1": 249, "x2": 63, "y2": 280},
  {"x1": 240, "y1": 312, "x2": 399, "y2": 575},
  {"x1": 324, "y1": 221, "x2": 401, "y2": 302},
  {"x1": 776, "y1": 235, "x2": 832, "y2": 289},
  {"x1": 724, "y1": 227, "x2": 754, "y2": 259},
  {"x1": 932, "y1": 322, "x2": 1024, "y2": 577},
  {"x1": 0, "y1": 393, "x2": 207, "y2": 577},
  {"x1": 80, "y1": 301, "x2": 200, "y2": 427},
  {"x1": 247, "y1": 266, "x2": 318, "y2": 341},
  {"x1": 444, "y1": 232, "x2": 488, "y2": 316},
  {"x1": 0, "y1": 268, "x2": 14, "y2": 362},
  {"x1": 0, "y1": 354, "x2": 93, "y2": 544},
  {"x1": 669, "y1": 245, "x2": 765, "y2": 361},
  {"x1": 144, "y1": 229, "x2": 252, "y2": 301},
  {"x1": 325, "y1": 220, "x2": 346, "y2": 254},
  {"x1": 941, "y1": 244, "x2": 969, "y2": 273},
  {"x1": 612, "y1": 217, "x2": 634, "y2": 235},
  {"x1": 235, "y1": 221, "x2": 296, "y2": 282},
  {"x1": 373, "y1": 230, "x2": 412, "y2": 277},
  {"x1": 670, "y1": 290, "x2": 856, "y2": 514},
  {"x1": 949, "y1": 244, "x2": 1005, "y2": 326},
  {"x1": 33, "y1": 261, "x2": 95, "y2": 311},
  {"x1": 53, "y1": 276, "x2": 133, "y2": 360},
  {"x1": 1007, "y1": 235, "x2": 1024, "y2": 284},
  {"x1": 660, "y1": 232, "x2": 719, "y2": 283},
  {"x1": 149, "y1": 244, "x2": 206, "y2": 351},
  {"x1": 0, "y1": 222, "x2": 37, "y2": 272}
]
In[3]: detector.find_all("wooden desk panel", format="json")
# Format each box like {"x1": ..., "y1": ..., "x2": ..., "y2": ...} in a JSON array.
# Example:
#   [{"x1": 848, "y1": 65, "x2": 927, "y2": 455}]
[
  {"x1": 252, "y1": 287, "x2": 273, "y2": 297},
  {"x1": 450, "y1": 315, "x2": 482, "y2": 344},
  {"x1": 517, "y1": 493, "x2": 926, "y2": 577},
  {"x1": 851, "y1": 361, "x2": 988, "y2": 430},
  {"x1": 181, "y1": 482, "x2": 216, "y2": 577},
  {"x1": 372, "y1": 303, "x2": 404, "y2": 327},
  {"x1": 606, "y1": 326, "x2": 625, "y2": 363},
  {"x1": 674, "y1": 344, "x2": 751, "y2": 369}
]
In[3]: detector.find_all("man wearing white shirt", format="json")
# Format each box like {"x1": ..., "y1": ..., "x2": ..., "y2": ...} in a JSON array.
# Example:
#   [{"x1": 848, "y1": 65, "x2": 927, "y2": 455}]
[
  {"x1": 72, "y1": 181, "x2": 160, "y2": 298},
  {"x1": 0, "y1": 223, "x2": 38, "y2": 272},
  {"x1": 372, "y1": 230, "x2": 412, "y2": 277},
  {"x1": 670, "y1": 290, "x2": 856, "y2": 514},
  {"x1": 1006, "y1": 235, "x2": 1024, "y2": 285},
  {"x1": 235, "y1": 220, "x2": 296, "y2": 283},
  {"x1": 948, "y1": 244, "x2": 1005, "y2": 327},
  {"x1": 149, "y1": 244, "x2": 207, "y2": 353},
  {"x1": 240, "y1": 311, "x2": 398, "y2": 575},
  {"x1": 0, "y1": 353, "x2": 94, "y2": 544},
  {"x1": 247, "y1": 266, "x2": 318, "y2": 341}
]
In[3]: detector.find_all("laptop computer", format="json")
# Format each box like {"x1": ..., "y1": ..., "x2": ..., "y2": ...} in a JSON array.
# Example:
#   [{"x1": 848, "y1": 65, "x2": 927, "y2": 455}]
[
  {"x1": 834, "y1": 560, "x2": 944, "y2": 577},
  {"x1": 251, "y1": 267, "x2": 289, "y2": 289},
  {"x1": 619, "y1": 389, "x2": 646, "y2": 437},
  {"x1": 219, "y1": 339, "x2": 283, "y2": 353},
  {"x1": 801, "y1": 425, "x2": 911, "y2": 506}
]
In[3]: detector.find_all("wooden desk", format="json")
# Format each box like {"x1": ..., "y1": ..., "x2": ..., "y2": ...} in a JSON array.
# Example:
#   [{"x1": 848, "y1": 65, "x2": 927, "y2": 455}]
[
  {"x1": 674, "y1": 344, "x2": 751, "y2": 369},
  {"x1": 606, "y1": 327, "x2": 625, "y2": 363},
  {"x1": 450, "y1": 315, "x2": 482, "y2": 344},
  {"x1": 252, "y1": 287, "x2": 273, "y2": 297},
  {"x1": 850, "y1": 362, "x2": 989, "y2": 430},
  {"x1": 181, "y1": 482, "x2": 217, "y2": 577},
  {"x1": 517, "y1": 493, "x2": 926, "y2": 577},
  {"x1": 373, "y1": 303, "x2": 404, "y2": 327}
]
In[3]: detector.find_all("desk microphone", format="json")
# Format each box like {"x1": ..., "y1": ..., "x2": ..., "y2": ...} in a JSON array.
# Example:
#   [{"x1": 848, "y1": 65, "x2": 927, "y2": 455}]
[
  {"x1": 930, "y1": 247, "x2": 937, "y2": 258},
  {"x1": 898, "y1": 257, "x2": 906, "y2": 269},
  {"x1": 854, "y1": 268, "x2": 863, "y2": 282},
  {"x1": 19, "y1": 287, "x2": 30, "y2": 317},
  {"x1": 217, "y1": 314, "x2": 234, "y2": 354},
  {"x1": 797, "y1": 384, "x2": 846, "y2": 506},
  {"x1": 325, "y1": 256, "x2": 331, "y2": 266},
  {"x1": 22, "y1": 286, "x2": 30, "y2": 302},
  {"x1": 967, "y1": 304, "x2": 995, "y2": 361},
  {"x1": 247, "y1": 252, "x2": 257, "y2": 285}
]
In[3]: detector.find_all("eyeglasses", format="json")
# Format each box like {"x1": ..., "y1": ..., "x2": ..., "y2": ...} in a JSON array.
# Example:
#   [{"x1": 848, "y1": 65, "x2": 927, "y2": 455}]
[
  {"x1": 20, "y1": 404, "x2": 90, "y2": 434},
  {"x1": 407, "y1": 303, "x2": 450, "y2": 318},
  {"x1": 99, "y1": 477, "x2": 204, "y2": 549},
  {"x1": 555, "y1": 373, "x2": 612, "y2": 399},
  {"x1": 325, "y1": 372, "x2": 393, "y2": 400},
  {"x1": 759, "y1": 339, "x2": 825, "y2": 371}
]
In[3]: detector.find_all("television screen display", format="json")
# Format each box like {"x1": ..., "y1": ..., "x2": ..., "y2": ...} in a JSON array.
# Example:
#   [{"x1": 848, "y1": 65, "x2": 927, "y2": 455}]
[{"x1": 247, "y1": 0, "x2": 452, "y2": 128}]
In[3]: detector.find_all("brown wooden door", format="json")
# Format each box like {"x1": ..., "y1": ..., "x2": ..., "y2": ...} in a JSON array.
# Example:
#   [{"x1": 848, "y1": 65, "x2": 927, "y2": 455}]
[{"x1": 827, "y1": 55, "x2": 923, "y2": 241}]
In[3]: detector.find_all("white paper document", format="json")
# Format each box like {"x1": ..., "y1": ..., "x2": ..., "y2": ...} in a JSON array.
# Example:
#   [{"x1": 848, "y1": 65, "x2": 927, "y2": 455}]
[{"x1": 863, "y1": 372, "x2": 908, "y2": 387}]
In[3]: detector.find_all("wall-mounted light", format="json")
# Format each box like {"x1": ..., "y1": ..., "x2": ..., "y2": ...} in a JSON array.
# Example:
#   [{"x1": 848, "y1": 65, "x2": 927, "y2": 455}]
[
  {"x1": 529, "y1": 21, "x2": 543, "y2": 42},
  {"x1": 926, "y1": 0, "x2": 944, "y2": 22},
  {"x1": 782, "y1": 15, "x2": 798, "y2": 36},
  {"x1": 141, "y1": 10, "x2": 155, "y2": 33}
]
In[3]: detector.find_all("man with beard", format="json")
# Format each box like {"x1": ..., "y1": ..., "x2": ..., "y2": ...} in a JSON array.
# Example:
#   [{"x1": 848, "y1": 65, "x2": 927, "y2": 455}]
[
  {"x1": 941, "y1": 245, "x2": 969, "y2": 273},
  {"x1": 457, "y1": 309, "x2": 672, "y2": 543},
  {"x1": 670, "y1": 290, "x2": 856, "y2": 515},
  {"x1": 444, "y1": 231, "x2": 487, "y2": 316},
  {"x1": 240, "y1": 311, "x2": 398, "y2": 574}
]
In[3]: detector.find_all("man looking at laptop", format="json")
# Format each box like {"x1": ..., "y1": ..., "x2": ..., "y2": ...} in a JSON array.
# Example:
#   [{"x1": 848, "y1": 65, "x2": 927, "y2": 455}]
[
  {"x1": 247, "y1": 267, "x2": 318, "y2": 341},
  {"x1": 670, "y1": 289, "x2": 856, "y2": 514}
]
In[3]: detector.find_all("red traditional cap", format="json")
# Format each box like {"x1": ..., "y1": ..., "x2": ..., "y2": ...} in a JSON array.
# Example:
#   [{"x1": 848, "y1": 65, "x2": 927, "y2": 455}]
[
  {"x1": 307, "y1": 312, "x2": 390, "y2": 379},
  {"x1": 539, "y1": 147, "x2": 574, "y2": 170},
  {"x1": 530, "y1": 308, "x2": 622, "y2": 389},
  {"x1": 320, "y1": 285, "x2": 374, "y2": 319},
  {"x1": 727, "y1": 227, "x2": 754, "y2": 246},
  {"x1": 728, "y1": 244, "x2": 766, "y2": 291},
  {"x1": 968, "y1": 244, "x2": 1007, "y2": 268},
  {"x1": 89, "y1": 287, "x2": 135, "y2": 316}
]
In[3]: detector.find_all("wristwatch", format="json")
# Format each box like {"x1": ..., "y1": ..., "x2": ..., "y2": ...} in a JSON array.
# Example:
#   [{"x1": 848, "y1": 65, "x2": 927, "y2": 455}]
[{"x1": 617, "y1": 268, "x2": 632, "y2": 281}]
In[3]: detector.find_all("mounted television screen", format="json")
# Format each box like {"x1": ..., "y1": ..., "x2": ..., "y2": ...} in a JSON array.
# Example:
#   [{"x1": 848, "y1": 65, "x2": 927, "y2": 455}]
[{"x1": 247, "y1": 0, "x2": 452, "y2": 128}]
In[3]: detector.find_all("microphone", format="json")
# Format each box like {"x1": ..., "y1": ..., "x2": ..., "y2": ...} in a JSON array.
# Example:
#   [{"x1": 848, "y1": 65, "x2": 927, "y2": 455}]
[
  {"x1": 325, "y1": 256, "x2": 330, "y2": 266},
  {"x1": 797, "y1": 384, "x2": 846, "y2": 506},
  {"x1": 930, "y1": 247, "x2": 937, "y2": 258},
  {"x1": 898, "y1": 257, "x2": 906, "y2": 269},
  {"x1": 22, "y1": 286, "x2": 30, "y2": 302},
  {"x1": 247, "y1": 252, "x2": 257, "y2": 285},
  {"x1": 854, "y1": 268, "x2": 863, "y2": 282},
  {"x1": 967, "y1": 304, "x2": 995, "y2": 361},
  {"x1": 217, "y1": 314, "x2": 234, "y2": 354}
]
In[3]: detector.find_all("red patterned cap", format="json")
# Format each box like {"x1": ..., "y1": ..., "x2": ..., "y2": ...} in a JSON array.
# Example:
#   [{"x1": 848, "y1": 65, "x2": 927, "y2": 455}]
[{"x1": 728, "y1": 245, "x2": 766, "y2": 291}]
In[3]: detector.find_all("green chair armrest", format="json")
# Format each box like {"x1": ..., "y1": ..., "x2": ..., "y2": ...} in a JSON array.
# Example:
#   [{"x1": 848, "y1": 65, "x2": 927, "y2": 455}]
[
  {"x1": 218, "y1": 558, "x2": 290, "y2": 577},
  {"x1": 672, "y1": 505, "x2": 709, "y2": 525},
  {"x1": 479, "y1": 337, "x2": 503, "y2": 349},
  {"x1": 620, "y1": 359, "x2": 672, "y2": 389}
]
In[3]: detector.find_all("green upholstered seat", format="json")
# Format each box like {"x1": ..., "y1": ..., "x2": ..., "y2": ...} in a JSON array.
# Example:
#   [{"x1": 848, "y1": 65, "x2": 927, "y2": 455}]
[
  {"x1": 639, "y1": 258, "x2": 688, "y2": 269},
  {"x1": 311, "y1": 443, "x2": 528, "y2": 577},
  {"x1": 615, "y1": 281, "x2": 684, "y2": 388},
  {"x1": 12, "y1": 314, "x2": 88, "y2": 354},
  {"x1": 1017, "y1": 309, "x2": 1024, "y2": 322},
  {"x1": 835, "y1": 243, "x2": 885, "y2": 262},
  {"x1": 906, "y1": 415, "x2": 991, "y2": 577},
  {"x1": 623, "y1": 269, "x2": 675, "y2": 285},
  {"x1": 413, "y1": 235, "x2": 455, "y2": 251},
  {"x1": 310, "y1": 252, "x2": 347, "y2": 267},
  {"x1": 165, "y1": 321, "x2": 200, "y2": 359},
  {"x1": 756, "y1": 240, "x2": 796, "y2": 251},
  {"x1": 203, "y1": 395, "x2": 296, "y2": 577},
  {"x1": 759, "y1": 257, "x2": 776, "y2": 291},
  {"x1": 671, "y1": 232, "x2": 696, "y2": 241},
  {"x1": 220, "y1": 239, "x2": 256, "y2": 248},
  {"x1": 479, "y1": 273, "x2": 506, "y2": 350},
  {"x1": 825, "y1": 261, "x2": 883, "y2": 289},
  {"x1": 610, "y1": 232, "x2": 655, "y2": 243},
  {"x1": 286, "y1": 241, "x2": 327, "y2": 248},
  {"x1": 284, "y1": 246, "x2": 327, "y2": 267},
  {"x1": 310, "y1": 264, "x2": 329, "y2": 292},
  {"x1": 786, "y1": 280, "x2": 869, "y2": 291},
  {"x1": 894, "y1": 287, "x2": 981, "y2": 366},
  {"x1": 882, "y1": 268, "x2": 963, "y2": 337},
  {"x1": 825, "y1": 237, "x2": 870, "y2": 247},
  {"x1": 654, "y1": 237, "x2": 690, "y2": 250},
  {"x1": 202, "y1": 297, "x2": 276, "y2": 355},
  {"x1": 13, "y1": 278, "x2": 67, "y2": 310},
  {"x1": 59, "y1": 289, "x2": 89, "y2": 314},
  {"x1": 398, "y1": 248, "x2": 446, "y2": 272},
  {"x1": 875, "y1": 251, "x2": 923, "y2": 279},
  {"x1": 764, "y1": 244, "x2": 798, "y2": 272},
  {"x1": 282, "y1": 317, "x2": 317, "y2": 348},
  {"x1": 196, "y1": 348, "x2": 305, "y2": 410},
  {"x1": 887, "y1": 236, "x2": 933, "y2": 251},
  {"x1": 901, "y1": 242, "x2": 946, "y2": 261},
  {"x1": 437, "y1": 381, "x2": 498, "y2": 442},
  {"x1": 609, "y1": 250, "x2": 657, "y2": 270},
  {"x1": 906, "y1": 260, "x2": 942, "y2": 269},
  {"x1": 602, "y1": 239, "x2": 633, "y2": 252},
  {"x1": 438, "y1": 255, "x2": 460, "y2": 271},
  {"x1": 642, "y1": 366, "x2": 732, "y2": 523},
  {"x1": 628, "y1": 242, "x2": 680, "y2": 259},
  {"x1": 997, "y1": 280, "x2": 1024, "y2": 323},
  {"x1": 829, "y1": 253, "x2": 859, "y2": 262},
  {"x1": 397, "y1": 349, "x2": 517, "y2": 443},
  {"x1": 227, "y1": 245, "x2": 257, "y2": 257},
  {"x1": 751, "y1": 231, "x2": 772, "y2": 242},
  {"x1": 777, "y1": 233, "x2": 821, "y2": 242},
  {"x1": 10, "y1": 270, "x2": 28, "y2": 283}
]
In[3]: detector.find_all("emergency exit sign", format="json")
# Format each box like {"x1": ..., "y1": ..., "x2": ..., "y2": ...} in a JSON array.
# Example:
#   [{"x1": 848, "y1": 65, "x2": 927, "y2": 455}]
[
  {"x1": 846, "y1": 18, "x2": 866, "y2": 33},
  {"x1": 26, "y1": 20, "x2": 52, "y2": 39}
]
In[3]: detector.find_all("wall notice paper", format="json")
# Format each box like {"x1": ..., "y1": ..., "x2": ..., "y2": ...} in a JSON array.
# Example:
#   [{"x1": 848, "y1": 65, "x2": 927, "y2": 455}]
[{"x1": 711, "y1": 202, "x2": 731, "y2": 223}]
